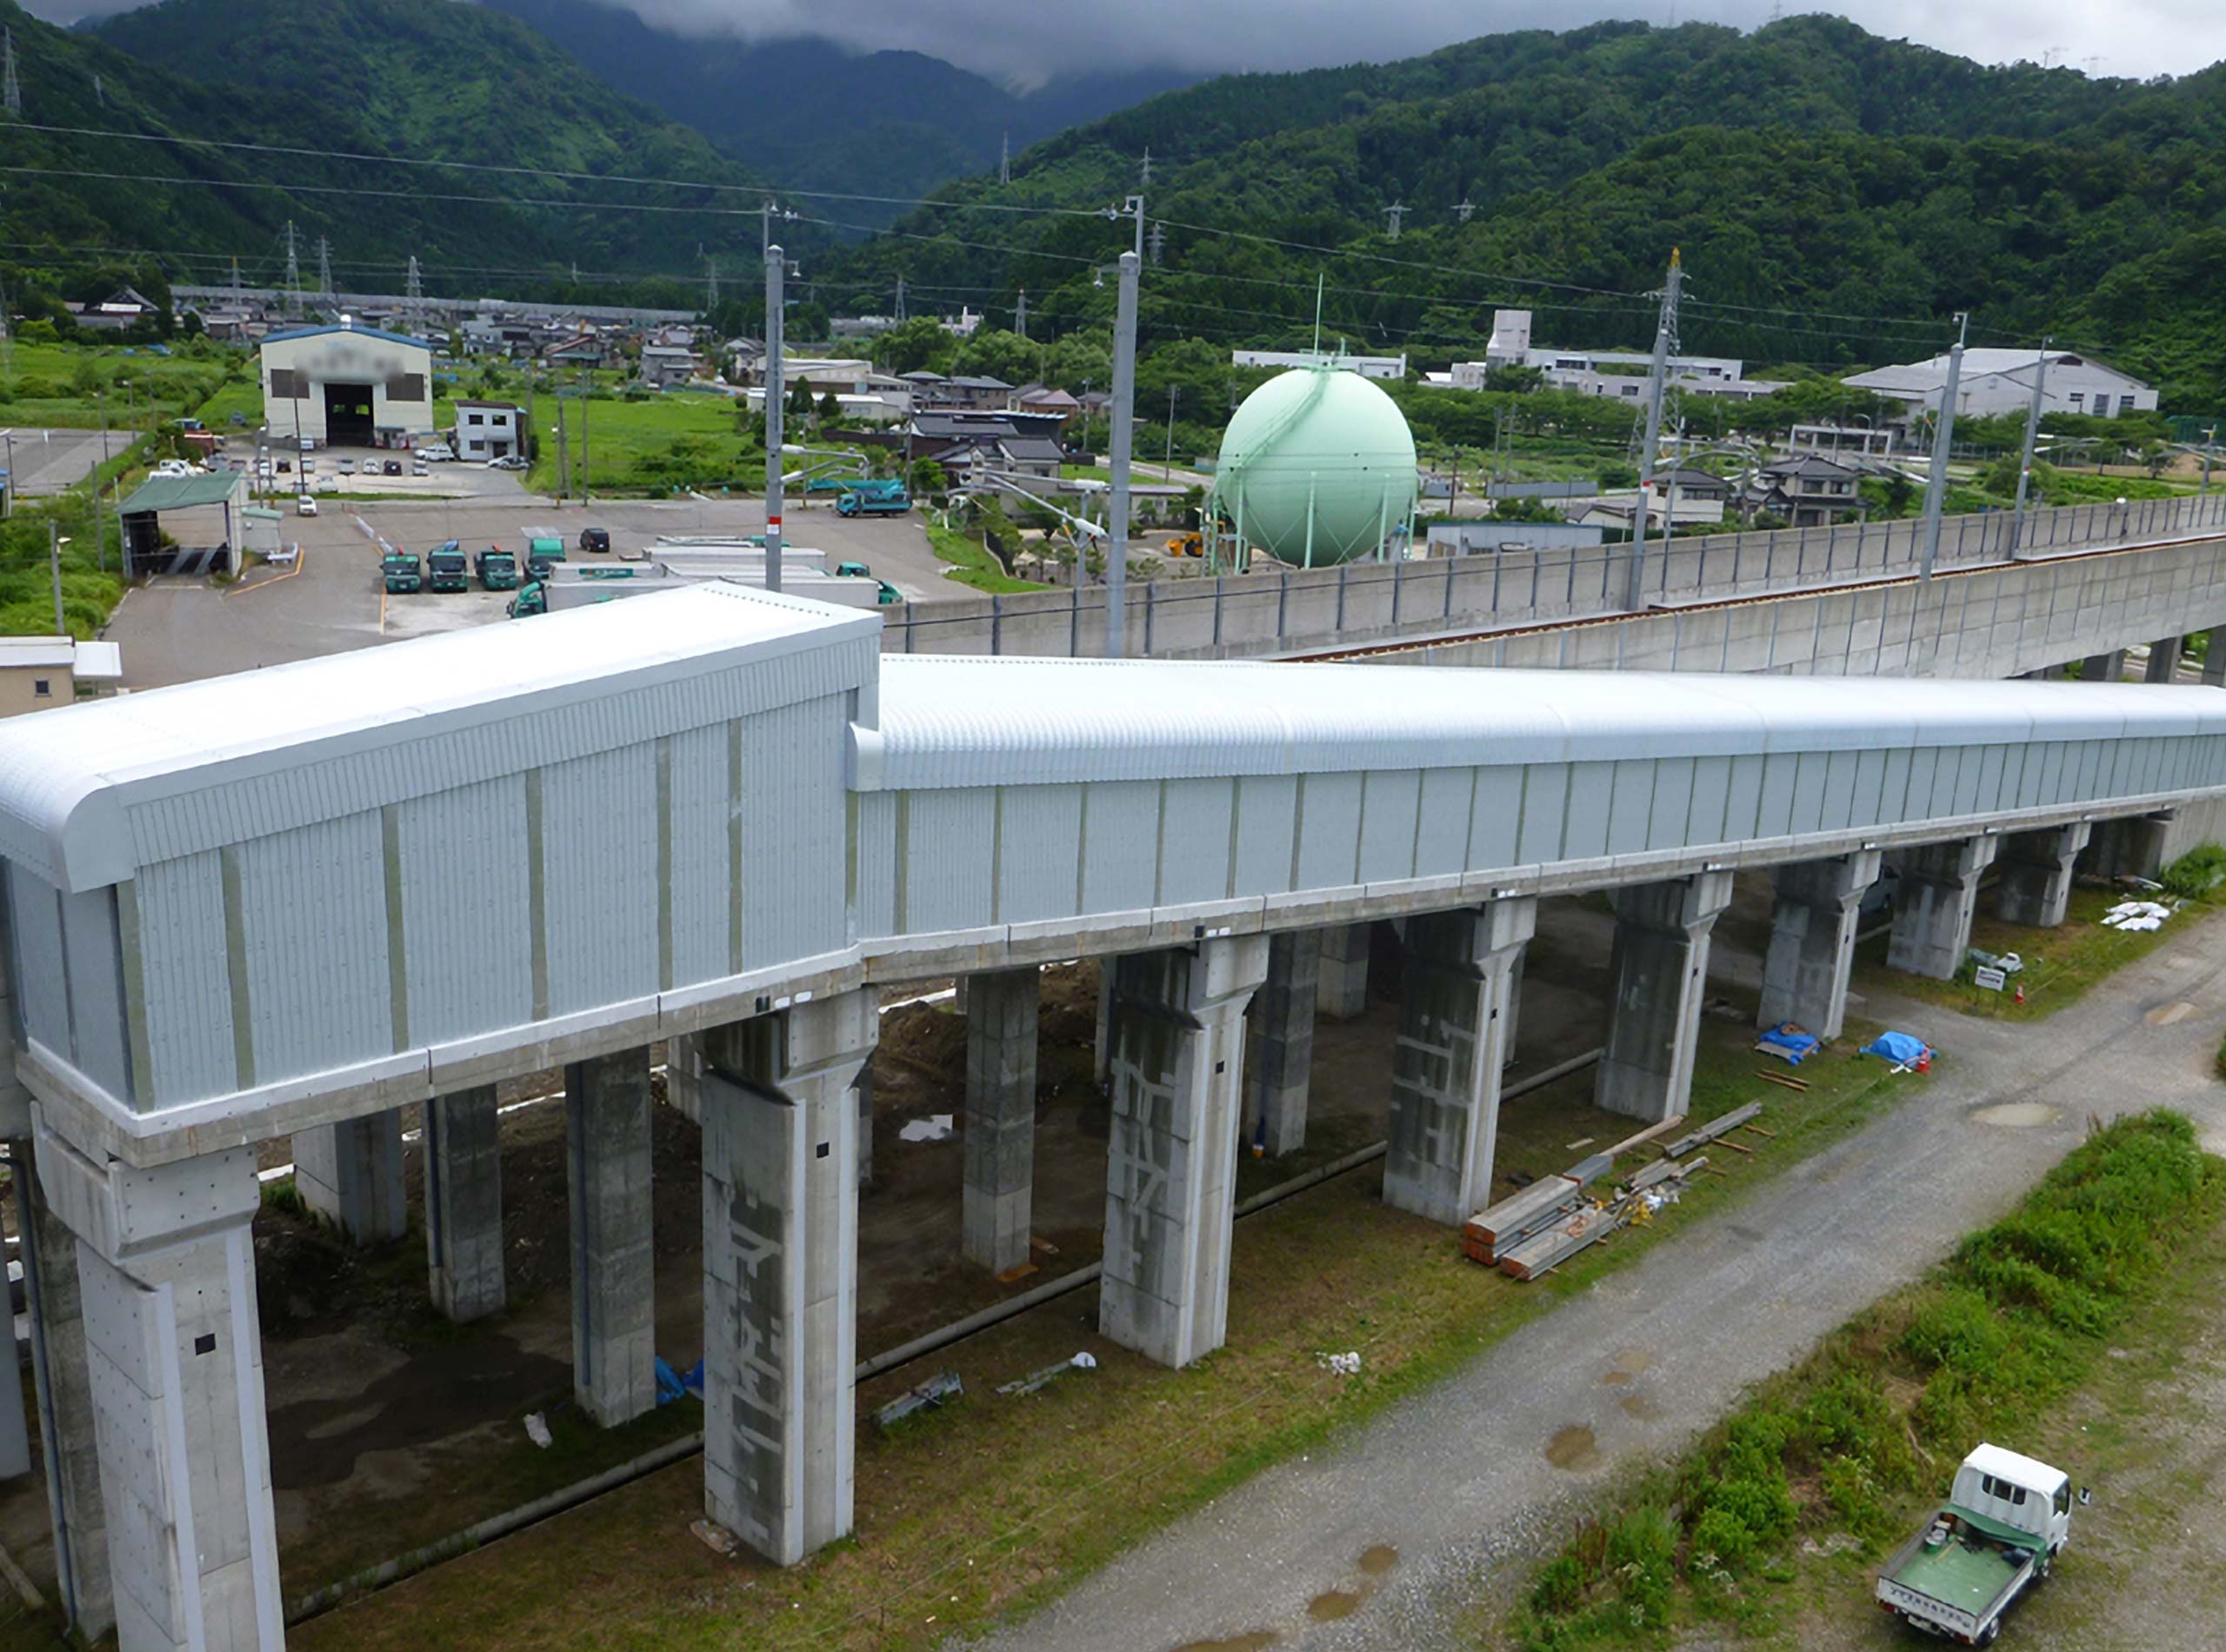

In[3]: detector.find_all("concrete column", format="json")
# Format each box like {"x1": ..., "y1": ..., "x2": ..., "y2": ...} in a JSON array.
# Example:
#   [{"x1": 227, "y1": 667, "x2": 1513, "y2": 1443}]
[
  {"x1": 1595, "y1": 871, "x2": 1736, "y2": 1122},
  {"x1": 1100, "y1": 935, "x2": 1270, "y2": 1369},
  {"x1": 1756, "y1": 849, "x2": 1882, "y2": 1042},
  {"x1": 963, "y1": 967, "x2": 1039, "y2": 1274},
  {"x1": 696, "y1": 991, "x2": 876, "y2": 1567},
  {"x1": 1245, "y1": 929, "x2": 1323, "y2": 1158},
  {"x1": 1996, "y1": 823, "x2": 2093, "y2": 928},
  {"x1": 1886, "y1": 836, "x2": 2003, "y2": 980},
  {"x1": 2081, "y1": 649, "x2": 2126, "y2": 683},
  {"x1": 855, "y1": 1063, "x2": 875, "y2": 1193},
  {"x1": 1093, "y1": 966, "x2": 1114, "y2": 1085},
  {"x1": 293, "y1": 1107, "x2": 407, "y2": 1243},
  {"x1": 1316, "y1": 921, "x2": 1371, "y2": 1019},
  {"x1": 2145, "y1": 636, "x2": 2184, "y2": 683},
  {"x1": 34, "y1": 1124, "x2": 282, "y2": 1651},
  {"x1": 424, "y1": 1086, "x2": 505, "y2": 1322},
  {"x1": 0, "y1": 1194, "x2": 23, "y2": 1481},
  {"x1": 2086, "y1": 813, "x2": 2169, "y2": 883},
  {"x1": 2203, "y1": 635, "x2": 2225, "y2": 688},
  {"x1": 18, "y1": 1142, "x2": 111, "y2": 1641},
  {"x1": 566, "y1": 1048, "x2": 656, "y2": 1428},
  {"x1": 1383, "y1": 901, "x2": 1536, "y2": 1227}
]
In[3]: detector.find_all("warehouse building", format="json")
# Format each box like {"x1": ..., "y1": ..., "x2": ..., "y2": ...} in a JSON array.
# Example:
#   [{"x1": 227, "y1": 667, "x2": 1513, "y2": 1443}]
[{"x1": 259, "y1": 320, "x2": 436, "y2": 448}]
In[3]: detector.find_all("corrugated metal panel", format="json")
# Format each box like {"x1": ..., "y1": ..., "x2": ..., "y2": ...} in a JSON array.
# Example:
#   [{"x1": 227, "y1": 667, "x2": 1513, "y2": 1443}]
[
  {"x1": 1516, "y1": 766, "x2": 1567, "y2": 863},
  {"x1": 1232, "y1": 776, "x2": 1298, "y2": 896},
  {"x1": 1603, "y1": 760, "x2": 1654, "y2": 856},
  {"x1": 133, "y1": 852, "x2": 235, "y2": 1109},
  {"x1": 1295, "y1": 774, "x2": 1363, "y2": 890},
  {"x1": 1562, "y1": 763, "x2": 1613, "y2": 860},
  {"x1": 996, "y1": 785, "x2": 1083, "y2": 926},
  {"x1": 59, "y1": 888, "x2": 129, "y2": 1101},
  {"x1": 541, "y1": 746, "x2": 659, "y2": 1017},
  {"x1": 1469, "y1": 768, "x2": 1523, "y2": 869},
  {"x1": 1356, "y1": 771, "x2": 1421, "y2": 885},
  {"x1": 1415, "y1": 769, "x2": 1471, "y2": 878},
  {"x1": 1819, "y1": 750, "x2": 1860, "y2": 833},
  {"x1": 1756, "y1": 754, "x2": 1800, "y2": 840},
  {"x1": 1157, "y1": 778, "x2": 1233, "y2": 907},
  {"x1": 1078, "y1": 781, "x2": 1157, "y2": 916},
  {"x1": 1724, "y1": 755, "x2": 1767, "y2": 843},
  {"x1": 237, "y1": 815, "x2": 390, "y2": 1084},
  {"x1": 1975, "y1": 745, "x2": 2009, "y2": 816},
  {"x1": 397, "y1": 777, "x2": 531, "y2": 1049},
  {"x1": 743, "y1": 696, "x2": 848, "y2": 970},
  {"x1": 665, "y1": 723, "x2": 733, "y2": 987},
  {"x1": 6, "y1": 866, "x2": 68, "y2": 1060},
  {"x1": 854, "y1": 792, "x2": 897, "y2": 942},
  {"x1": 1648, "y1": 759, "x2": 1695, "y2": 850},
  {"x1": 1684, "y1": 757, "x2": 1731, "y2": 847},
  {"x1": 897, "y1": 785, "x2": 995, "y2": 936}
]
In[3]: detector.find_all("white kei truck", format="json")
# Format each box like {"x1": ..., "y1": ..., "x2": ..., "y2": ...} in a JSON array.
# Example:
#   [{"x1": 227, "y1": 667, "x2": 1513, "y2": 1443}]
[{"x1": 1876, "y1": 1443, "x2": 2076, "y2": 1645}]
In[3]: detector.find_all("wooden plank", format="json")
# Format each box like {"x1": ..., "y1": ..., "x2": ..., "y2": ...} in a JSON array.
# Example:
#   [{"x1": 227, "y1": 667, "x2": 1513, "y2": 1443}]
[
  {"x1": 1603, "y1": 1113, "x2": 1687, "y2": 1159},
  {"x1": 1663, "y1": 1102, "x2": 1763, "y2": 1157},
  {"x1": 1630, "y1": 1155, "x2": 1705, "y2": 1192},
  {"x1": 1718, "y1": 1137, "x2": 1754, "y2": 1155},
  {"x1": 1465, "y1": 1176, "x2": 1580, "y2": 1242}
]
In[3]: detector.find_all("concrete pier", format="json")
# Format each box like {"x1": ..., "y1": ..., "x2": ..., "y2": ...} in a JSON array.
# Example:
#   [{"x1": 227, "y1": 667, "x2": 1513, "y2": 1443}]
[
  {"x1": 35, "y1": 1127, "x2": 282, "y2": 1651},
  {"x1": 1756, "y1": 850, "x2": 1882, "y2": 1042},
  {"x1": 2082, "y1": 649, "x2": 2127, "y2": 683},
  {"x1": 1100, "y1": 936, "x2": 1270, "y2": 1369},
  {"x1": 1996, "y1": 823, "x2": 2093, "y2": 929},
  {"x1": 963, "y1": 966, "x2": 1040, "y2": 1274},
  {"x1": 2087, "y1": 812, "x2": 2170, "y2": 882},
  {"x1": 2205, "y1": 636, "x2": 2225, "y2": 688},
  {"x1": 1886, "y1": 836, "x2": 2001, "y2": 979},
  {"x1": 1316, "y1": 921, "x2": 1371, "y2": 1019},
  {"x1": 293, "y1": 1108, "x2": 407, "y2": 1243},
  {"x1": 17, "y1": 1145, "x2": 110, "y2": 1640},
  {"x1": 856, "y1": 1064, "x2": 876, "y2": 1193},
  {"x1": 1245, "y1": 929, "x2": 1323, "y2": 1158},
  {"x1": 1383, "y1": 901, "x2": 1536, "y2": 1226},
  {"x1": 566, "y1": 1049, "x2": 656, "y2": 1428},
  {"x1": 697, "y1": 992, "x2": 876, "y2": 1566},
  {"x1": 1596, "y1": 871, "x2": 1735, "y2": 1122},
  {"x1": 2146, "y1": 636, "x2": 2184, "y2": 683},
  {"x1": 424, "y1": 1087, "x2": 506, "y2": 1322}
]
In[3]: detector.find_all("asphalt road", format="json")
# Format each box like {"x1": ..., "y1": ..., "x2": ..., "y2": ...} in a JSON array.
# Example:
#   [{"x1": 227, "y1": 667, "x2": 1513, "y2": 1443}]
[
  {"x1": 2, "y1": 427, "x2": 113, "y2": 495},
  {"x1": 960, "y1": 917, "x2": 2226, "y2": 1652}
]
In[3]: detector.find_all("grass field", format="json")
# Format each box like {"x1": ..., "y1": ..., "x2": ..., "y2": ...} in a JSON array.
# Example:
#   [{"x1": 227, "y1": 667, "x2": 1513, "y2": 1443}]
[
  {"x1": 481, "y1": 390, "x2": 766, "y2": 496},
  {"x1": 0, "y1": 338, "x2": 253, "y2": 430},
  {"x1": 926, "y1": 521, "x2": 1054, "y2": 594},
  {"x1": 283, "y1": 995, "x2": 1911, "y2": 1652}
]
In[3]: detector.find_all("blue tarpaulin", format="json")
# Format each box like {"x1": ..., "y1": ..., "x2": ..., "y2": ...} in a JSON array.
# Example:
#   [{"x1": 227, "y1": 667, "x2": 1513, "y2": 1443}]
[
  {"x1": 1862, "y1": 1031, "x2": 1929, "y2": 1064},
  {"x1": 654, "y1": 1356, "x2": 704, "y2": 1405},
  {"x1": 1756, "y1": 1023, "x2": 1822, "y2": 1065}
]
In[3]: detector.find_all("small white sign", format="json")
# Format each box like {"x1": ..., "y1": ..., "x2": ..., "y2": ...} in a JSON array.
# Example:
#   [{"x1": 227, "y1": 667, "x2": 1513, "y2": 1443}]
[{"x1": 1974, "y1": 965, "x2": 2008, "y2": 992}]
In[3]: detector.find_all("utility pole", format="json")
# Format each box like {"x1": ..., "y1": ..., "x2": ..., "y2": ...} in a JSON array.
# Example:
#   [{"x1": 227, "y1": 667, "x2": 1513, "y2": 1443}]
[
  {"x1": 3, "y1": 30, "x2": 19, "y2": 118},
  {"x1": 49, "y1": 522, "x2": 63, "y2": 636},
  {"x1": 1118, "y1": 194, "x2": 1146, "y2": 263},
  {"x1": 553, "y1": 392, "x2": 569, "y2": 501},
  {"x1": 1148, "y1": 221, "x2": 1165, "y2": 267},
  {"x1": 578, "y1": 375, "x2": 590, "y2": 503},
  {"x1": 1918, "y1": 312, "x2": 1969, "y2": 580},
  {"x1": 1140, "y1": 146, "x2": 1151, "y2": 186},
  {"x1": 1624, "y1": 249, "x2": 1683, "y2": 610},
  {"x1": 1163, "y1": 383, "x2": 1179, "y2": 478},
  {"x1": 1014, "y1": 289, "x2": 1027, "y2": 342},
  {"x1": 230, "y1": 256, "x2": 243, "y2": 311},
  {"x1": 764, "y1": 241, "x2": 786, "y2": 593},
  {"x1": 1000, "y1": 130, "x2": 1010, "y2": 185},
  {"x1": 706, "y1": 254, "x2": 719, "y2": 312},
  {"x1": 1383, "y1": 203, "x2": 1406, "y2": 240},
  {"x1": 1105, "y1": 250, "x2": 1139, "y2": 659},
  {"x1": 2009, "y1": 336, "x2": 2050, "y2": 555}
]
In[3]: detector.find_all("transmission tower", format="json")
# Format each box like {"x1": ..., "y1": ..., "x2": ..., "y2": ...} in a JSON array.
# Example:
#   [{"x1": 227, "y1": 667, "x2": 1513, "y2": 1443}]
[
  {"x1": 1148, "y1": 221, "x2": 1166, "y2": 266},
  {"x1": 404, "y1": 255, "x2": 423, "y2": 304},
  {"x1": 3, "y1": 30, "x2": 20, "y2": 117},
  {"x1": 93, "y1": 72, "x2": 104, "y2": 109},
  {"x1": 999, "y1": 131, "x2": 1010, "y2": 185},
  {"x1": 1141, "y1": 146, "x2": 1151, "y2": 185},
  {"x1": 230, "y1": 257, "x2": 243, "y2": 309},
  {"x1": 1014, "y1": 289, "x2": 1028, "y2": 341},
  {"x1": 282, "y1": 220, "x2": 303, "y2": 316},
  {"x1": 315, "y1": 235, "x2": 333, "y2": 296},
  {"x1": 1455, "y1": 199, "x2": 1476, "y2": 223},
  {"x1": 1383, "y1": 203, "x2": 1406, "y2": 240},
  {"x1": 705, "y1": 254, "x2": 719, "y2": 311},
  {"x1": 1623, "y1": 249, "x2": 1684, "y2": 610},
  {"x1": 895, "y1": 273, "x2": 907, "y2": 323}
]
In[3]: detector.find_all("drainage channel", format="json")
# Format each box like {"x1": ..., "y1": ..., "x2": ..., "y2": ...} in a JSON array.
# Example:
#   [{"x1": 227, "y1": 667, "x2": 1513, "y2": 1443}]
[{"x1": 285, "y1": 1044, "x2": 1607, "y2": 1625}]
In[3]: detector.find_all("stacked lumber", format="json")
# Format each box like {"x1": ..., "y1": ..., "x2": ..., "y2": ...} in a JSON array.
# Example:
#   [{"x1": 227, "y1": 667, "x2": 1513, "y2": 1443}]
[
  {"x1": 1496, "y1": 1203, "x2": 1618, "y2": 1281},
  {"x1": 1662, "y1": 1102, "x2": 1763, "y2": 1158},
  {"x1": 1463, "y1": 1176, "x2": 1584, "y2": 1264}
]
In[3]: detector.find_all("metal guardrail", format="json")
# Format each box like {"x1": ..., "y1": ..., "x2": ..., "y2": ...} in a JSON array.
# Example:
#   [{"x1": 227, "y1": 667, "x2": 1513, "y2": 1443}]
[{"x1": 884, "y1": 493, "x2": 2226, "y2": 662}]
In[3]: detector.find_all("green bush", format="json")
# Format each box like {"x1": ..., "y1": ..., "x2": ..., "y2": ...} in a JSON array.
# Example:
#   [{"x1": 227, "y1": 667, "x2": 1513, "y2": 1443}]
[{"x1": 2162, "y1": 843, "x2": 2226, "y2": 899}]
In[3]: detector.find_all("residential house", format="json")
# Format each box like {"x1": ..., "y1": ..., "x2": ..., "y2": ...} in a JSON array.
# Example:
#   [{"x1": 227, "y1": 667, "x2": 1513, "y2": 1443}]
[
  {"x1": 638, "y1": 344, "x2": 700, "y2": 388},
  {"x1": 945, "y1": 376, "x2": 1014, "y2": 411},
  {"x1": 451, "y1": 400, "x2": 526, "y2": 461},
  {"x1": 0, "y1": 636, "x2": 122, "y2": 715},
  {"x1": 1743, "y1": 455, "x2": 1868, "y2": 526},
  {"x1": 904, "y1": 410, "x2": 1071, "y2": 474},
  {"x1": 540, "y1": 332, "x2": 607, "y2": 370},
  {"x1": 1011, "y1": 384, "x2": 1083, "y2": 425}
]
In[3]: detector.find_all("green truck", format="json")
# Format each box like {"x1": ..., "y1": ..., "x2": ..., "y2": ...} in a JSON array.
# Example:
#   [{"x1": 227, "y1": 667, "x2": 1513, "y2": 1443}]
[
  {"x1": 1876, "y1": 1444, "x2": 2075, "y2": 1645},
  {"x1": 425, "y1": 541, "x2": 470, "y2": 593},
  {"x1": 477, "y1": 547, "x2": 520, "y2": 590},
  {"x1": 834, "y1": 561, "x2": 903, "y2": 604},
  {"x1": 836, "y1": 479, "x2": 910, "y2": 517},
  {"x1": 522, "y1": 524, "x2": 568, "y2": 580},
  {"x1": 381, "y1": 550, "x2": 422, "y2": 594}
]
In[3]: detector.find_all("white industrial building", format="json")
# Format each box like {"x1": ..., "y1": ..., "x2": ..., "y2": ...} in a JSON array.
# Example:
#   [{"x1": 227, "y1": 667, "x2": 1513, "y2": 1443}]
[
  {"x1": 1232, "y1": 349, "x2": 1410, "y2": 381},
  {"x1": 452, "y1": 399, "x2": 526, "y2": 462},
  {"x1": 259, "y1": 321, "x2": 436, "y2": 448},
  {"x1": 1433, "y1": 309, "x2": 1785, "y2": 401},
  {"x1": 1845, "y1": 349, "x2": 2159, "y2": 421}
]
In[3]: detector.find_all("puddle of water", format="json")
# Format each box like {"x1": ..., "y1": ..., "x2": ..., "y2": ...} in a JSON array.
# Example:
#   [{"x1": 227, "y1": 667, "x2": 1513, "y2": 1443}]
[
  {"x1": 1619, "y1": 1392, "x2": 1661, "y2": 1420},
  {"x1": 1602, "y1": 1370, "x2": 1633, "y2": 1387},
  {"x1": 1612, "y1": 1349, "x2": 1653, "y2": 1376},
  {"x1": 1358, "y1": 1544, "x2": 1399, "y2": 1577},
  {"x1": 1308, "y1": 1591, "x2": 1361, "y2": 1622},
  {"x1": 1973, "y1": 1102, "x2": 2061, "y2": 1130},
  {"x1": 1545, "y1": 1424, "x2": 1602, "y2": 1470},
  {"x1": 1173, "y1": 1635, "x2": 1276, "y2": 1652},
  {"x1": 2145, "y1": 1001, "x2": 2196, "y2": 1026}
]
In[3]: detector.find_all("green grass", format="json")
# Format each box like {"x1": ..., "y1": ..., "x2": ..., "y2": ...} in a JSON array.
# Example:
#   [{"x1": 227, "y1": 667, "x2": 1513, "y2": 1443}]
[
  {"x1": 459, "y1": 391, "x2": 765, "y2": 497},
  {"x1": 0, "y1": 338, "x2": 254, "y2": 429},
  {"x1": 926, "y1": 522, "x2": 1054, "y2": 594},
  {"x1": 1504, "y1": 1109, "x2": 2223, "y2": 1651},
  {"x1": 290, "y1": 1002, "x2": 1908, "y2": 1652}
]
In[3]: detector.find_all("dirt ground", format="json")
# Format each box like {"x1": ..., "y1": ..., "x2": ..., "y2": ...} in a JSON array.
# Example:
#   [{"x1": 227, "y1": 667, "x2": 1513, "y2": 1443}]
[{"x1": 0, "y1": 883, "x2": 1774, "y2": 1606}]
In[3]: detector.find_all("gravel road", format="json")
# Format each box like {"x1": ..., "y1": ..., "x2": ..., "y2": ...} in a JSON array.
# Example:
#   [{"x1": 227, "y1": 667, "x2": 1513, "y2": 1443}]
[{"x1": 959, "y1": 914, "x2": 2226, "y2": 1652}]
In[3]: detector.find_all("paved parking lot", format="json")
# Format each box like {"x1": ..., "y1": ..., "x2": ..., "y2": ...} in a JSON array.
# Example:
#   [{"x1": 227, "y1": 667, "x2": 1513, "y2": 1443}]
[
  {"x1": 104, "y1": 493, "x2": 967, "y2": 689},
  {"x1": 2, "y1": 427, "x2": 115, "y2": 496}
]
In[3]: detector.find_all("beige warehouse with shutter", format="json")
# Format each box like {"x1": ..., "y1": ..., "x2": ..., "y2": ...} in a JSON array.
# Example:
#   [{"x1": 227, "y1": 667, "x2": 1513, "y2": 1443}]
[{"x1": 258, "y1": 320, "x2": 435, "y2": 448}]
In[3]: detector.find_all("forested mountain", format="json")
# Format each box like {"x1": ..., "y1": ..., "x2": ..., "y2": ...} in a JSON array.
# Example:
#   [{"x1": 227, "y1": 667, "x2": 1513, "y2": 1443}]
[
  {"x1": 70, "y1": 0, "x2": 769, "y2": 290},
  {"x1": 815, "y1": 17, "x2": 2226, "y2": 409},
  {"x1": 481, "y1": 0, "x2": 1193, "y2": 226}
]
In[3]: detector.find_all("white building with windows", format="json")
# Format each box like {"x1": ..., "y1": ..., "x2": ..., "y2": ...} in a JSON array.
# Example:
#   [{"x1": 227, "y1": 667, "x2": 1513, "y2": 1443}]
[
  {"x1": 1441, "y1": 309, "x2": 1783, "y2": 401},
  {"x1": 1231, "y1": 349, "x2": 1409, "y2": 381},
  {"x1": 259, "y1": 321, "x2": 435, "y2": 448},
  {"x1": 451, "y1": 400, "x2": 525, "y2": 461},
  {"x1": 1845, "y1": 349, "x2": 2158, "y2": 421}
]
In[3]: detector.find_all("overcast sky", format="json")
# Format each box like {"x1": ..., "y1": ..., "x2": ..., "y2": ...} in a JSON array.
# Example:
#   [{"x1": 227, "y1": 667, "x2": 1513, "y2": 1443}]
[{"x1": 31, "y1": 1, "x2": 2226, "y2": 84}]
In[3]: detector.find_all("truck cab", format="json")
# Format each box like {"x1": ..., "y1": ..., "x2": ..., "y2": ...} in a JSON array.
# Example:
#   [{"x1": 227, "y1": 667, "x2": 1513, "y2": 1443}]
[
  {"x1": 836, "y1": 479, "x2": 911, "y2": 517},
  {"x1": 381, "y1": 550, "x2": 423, "y2": 595},
  {"x1": 507, "y1": 580, "x2": 547, "y2": 619},
  {"x1": 476, "y1": 547, "x2": 520, "y2": 590},
  {"x1": 523, "y1": 530, "x2": 567, "y2": 580},
  {"x1": 1877, "y1": 1444, "x2": 2074, "y2": 1646},
  {"x1": 425, "y1": 541, "x2": 470, "y2": 593}
]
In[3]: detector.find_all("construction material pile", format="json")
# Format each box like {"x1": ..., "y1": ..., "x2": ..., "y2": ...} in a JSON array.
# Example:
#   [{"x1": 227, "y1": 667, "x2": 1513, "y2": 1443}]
[{"x1": 1463, "y1": 1107, "x2": 1770, "y2": 1283}]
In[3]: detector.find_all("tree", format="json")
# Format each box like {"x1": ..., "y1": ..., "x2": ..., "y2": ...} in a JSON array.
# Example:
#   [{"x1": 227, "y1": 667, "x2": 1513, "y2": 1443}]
[
  {"x1": 1483, "y1": 363, "x2": 1545, "y2": 393},
  {"x1": 951, "y1": 328, "x2": 1038, "y2": 387},
  {"x1": 818, "y1": 390, "x2": 843, "y2": 424},
  {"x1": 876, "y1": 316, "x2": 956, "y2": 377}
]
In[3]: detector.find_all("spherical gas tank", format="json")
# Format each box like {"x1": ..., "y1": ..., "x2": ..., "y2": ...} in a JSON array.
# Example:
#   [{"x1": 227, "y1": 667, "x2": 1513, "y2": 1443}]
[{"x1": 1213, "y1": 367, "x2": 1418, "y2": 567}]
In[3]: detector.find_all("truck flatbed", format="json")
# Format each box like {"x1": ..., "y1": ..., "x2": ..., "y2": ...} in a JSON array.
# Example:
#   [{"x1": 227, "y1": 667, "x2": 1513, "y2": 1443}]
[{"x1": 1888, "y1": 1513, "x2": 2025, "y2": 1614}]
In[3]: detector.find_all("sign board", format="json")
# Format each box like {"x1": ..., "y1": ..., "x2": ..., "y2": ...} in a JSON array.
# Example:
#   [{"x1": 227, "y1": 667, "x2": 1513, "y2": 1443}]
[{"x1": 1973, "y1": 965, "x2": 2008, "y2": 992}]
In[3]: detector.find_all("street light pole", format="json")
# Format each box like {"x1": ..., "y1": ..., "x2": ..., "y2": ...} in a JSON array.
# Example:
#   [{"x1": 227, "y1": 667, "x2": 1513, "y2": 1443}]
[
  {"x1": 764, "y1": 241, "x2": 786, "y2": 593},
  {"x1": 1163, "y1": 383, "x2": 1178, "y2": 479},
  {"x1": 1918, "y1": 311, "x2": 1969, "y2": 581},
  {"x1": 49, "y1": 523, "x2": 64, "y2": 636},
  {"x1": 2009, "y1": 336, "x2": 2050, "y2": 556},
  {"x1": 1625, "y1": 249, "x2": 1682, "y2": 611},
  {"x1": 1105, "y1": 250, "x2": 1139, "y2": 659}
]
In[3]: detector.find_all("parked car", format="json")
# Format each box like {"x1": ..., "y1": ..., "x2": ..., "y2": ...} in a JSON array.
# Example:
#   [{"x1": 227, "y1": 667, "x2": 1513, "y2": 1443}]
[
  {"x1": 277, "y1": 458, "x2": 292, "y2": 474},
  {"x1": 297, "y1": 436, "x2": 315, "y2": 452},
  {"x1": 338, "y1": 459, "x2": 357, "y2": 476},
  {"x1": 383, "y1": 459, "x2": 403, "y2": 476},
  {"x1": 411, "y1": 460, "x2": 429, "y2": 476},
  {"x1": 416, "y1": 443, "x2": 454, "y2": 462},
  {"x1": 579, "y1": 527, "x2": 611, "y2": 554},
  {"x1": 487, "y1": 456, "x2": 530, "y2": 472},
  {"x1": 296, "y1": 494, "x2": 318, "y2": 516}
]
